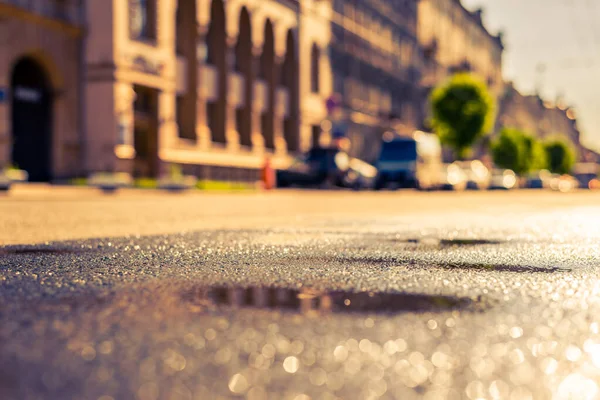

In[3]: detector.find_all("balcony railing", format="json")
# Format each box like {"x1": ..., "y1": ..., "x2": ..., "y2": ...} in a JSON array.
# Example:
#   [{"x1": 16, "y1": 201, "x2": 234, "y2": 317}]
[
  {"x1": 2, "y1": 0, "x2": 83, "y2": 26},
  {"x1": 199, "y1": 64, "x2": 218, "y2": 101},
  {"x1": 276, "y1": 88, "x2": 290, "y2": 117},
  {"x1": 229, "y1": 73, "x2": 245, "y2": 108},
  {"x1": 254, "y1": 81, "x2": 267, "y2": 113}
]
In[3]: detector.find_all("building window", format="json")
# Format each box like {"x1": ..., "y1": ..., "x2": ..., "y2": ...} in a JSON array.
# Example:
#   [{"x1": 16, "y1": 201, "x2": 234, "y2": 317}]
[
  {"x1": 129, "y1": 0, "x2": 157, "y2": 42},
  {"x1": 54, "y1": 0, "x2": 70, "y2": 21},
  {"x1": 311, "y1": 44, "x2": 320, "y2": 94}
]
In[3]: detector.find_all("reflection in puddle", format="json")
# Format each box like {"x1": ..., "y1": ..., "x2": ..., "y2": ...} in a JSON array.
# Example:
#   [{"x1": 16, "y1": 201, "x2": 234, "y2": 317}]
[
  {"x1": 435, "y1": 262, "x2": 570, "y2": 273},
  {"x1": 0, "y1": 247, "x2": 86, "y2": 256},
  {"x1": 399, "y1": 238, "x2": 503, "y2": 247},
  {"x1": 185, "y1": 286, "x2": 481, "y2": 314}
]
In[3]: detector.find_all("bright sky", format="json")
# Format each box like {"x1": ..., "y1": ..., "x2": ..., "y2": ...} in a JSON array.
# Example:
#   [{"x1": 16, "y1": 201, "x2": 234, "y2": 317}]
[{"x1": 462, "y1": 0, "x2": 600, "y2": 151}]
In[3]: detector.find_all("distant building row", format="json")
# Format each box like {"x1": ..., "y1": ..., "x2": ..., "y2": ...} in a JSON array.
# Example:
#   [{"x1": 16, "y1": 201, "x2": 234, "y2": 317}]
[
  {"x1": 2, "y1": 0, "x2": 563, "y2": 183},
  {"x1": 496, "y1": 82, "x2": 596, "y2": 162}
]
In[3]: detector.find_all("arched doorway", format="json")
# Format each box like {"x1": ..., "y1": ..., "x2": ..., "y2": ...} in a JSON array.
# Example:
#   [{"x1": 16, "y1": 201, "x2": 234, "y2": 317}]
[
  {"x1": 10, "y1": 57, "x2": 53, "y2": 182},
  {"x1": 282, "y1": 31, "x2": 299, "y2": 152},
  {"x1": 235, "y1": 7, "x2": 252, "y2": 148},
  {"x1": 206, "y1": 0, "x2": 227, "y2": 144},
  {"x1": 175, "y1": 0, "x2": 198, "y2": 141}
]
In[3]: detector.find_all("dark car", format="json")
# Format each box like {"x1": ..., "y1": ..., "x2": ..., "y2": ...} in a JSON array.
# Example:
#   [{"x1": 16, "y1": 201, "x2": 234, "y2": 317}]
[{"x1": 276, "y1": 147, "x2": 374, "y2": 189}]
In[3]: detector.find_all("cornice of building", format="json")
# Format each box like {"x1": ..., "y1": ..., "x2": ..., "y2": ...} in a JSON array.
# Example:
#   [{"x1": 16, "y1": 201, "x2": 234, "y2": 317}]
[{"x1": 450, "y1": 0, "x2": 504, "y2": 50}]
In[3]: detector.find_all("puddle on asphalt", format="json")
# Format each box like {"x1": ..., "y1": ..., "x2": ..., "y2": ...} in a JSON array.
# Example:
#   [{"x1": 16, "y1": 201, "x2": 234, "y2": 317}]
[
  {"x1": 398, "y1": 238, "x2": 503, "y2": 247},
  {"x1": 184, "y1": 286, "x2": 485, "y2": 314},
  {"x1": 434, "y1": 262, "x2": 570, "y2": 273}
]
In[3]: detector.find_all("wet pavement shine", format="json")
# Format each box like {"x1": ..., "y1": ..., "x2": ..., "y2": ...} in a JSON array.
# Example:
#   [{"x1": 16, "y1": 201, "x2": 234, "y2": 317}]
[{"x1": 1, "y1": 190, "x2": 600, "y2": 399}]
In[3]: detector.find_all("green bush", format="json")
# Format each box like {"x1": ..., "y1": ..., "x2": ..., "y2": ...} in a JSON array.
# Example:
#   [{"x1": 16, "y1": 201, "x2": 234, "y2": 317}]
[
  {"x1": 544, "y1": 137, "x2": 576, "y2": 174},
  {"x1": 135, "y1": 178, "x2": 158, "y2": 189},
  {"x1": 430, "y1": 73, "x2": 495, "y2": 160},
  {"x1": 491, "y1": 128, "x2": 525, "y2": 173},
  {"x1": 196, "y1": 180, "x2": 257, "y2": 191},
  {"x1": 69, "y1": 178, "x2": 88, "y2": 186},
  {"x1": 522, "y1": 134, "x2": 547, "y2": 173}
]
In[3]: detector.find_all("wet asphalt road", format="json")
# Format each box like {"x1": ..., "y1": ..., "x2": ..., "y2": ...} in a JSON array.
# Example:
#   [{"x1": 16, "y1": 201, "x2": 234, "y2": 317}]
[{"x1": 2, "y1": 188, "x2": 600, "y2": 399}]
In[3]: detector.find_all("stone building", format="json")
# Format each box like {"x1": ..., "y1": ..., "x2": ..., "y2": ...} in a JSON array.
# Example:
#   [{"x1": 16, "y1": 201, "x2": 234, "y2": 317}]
[
  {"x1": 328, "y1": 0, "x2": 425, "y2": 163},
  {"x1": 0, "y1": 0, "x2": 84, "y2": 181},
  {"x1": 1, "y1": 0, "x2": 332, "y2": 181},
  {"x1": 418, "y1": 0, "x2": 504, "y2": 103},
  {"x1": 86, "y1": 0, "x2": 331, "y2": 181}
]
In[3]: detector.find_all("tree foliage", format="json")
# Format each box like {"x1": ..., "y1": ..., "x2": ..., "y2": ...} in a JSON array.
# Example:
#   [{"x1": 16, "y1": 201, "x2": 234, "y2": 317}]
[
  {"x1": 490, "y1": 128, "x2": 524, "y2": 173},
  {"x1": 430, "y1": 73, "x2": 495, "y2": 159},
  {"x1": 491, "y1": 128, "x2": 548, "y2": 175},
  {"x1": 544, "y1": 137, "x2": 576, "y2": 174},
  {"x1": 522, "y1": 134, "x2": 547, "y2": 173}
]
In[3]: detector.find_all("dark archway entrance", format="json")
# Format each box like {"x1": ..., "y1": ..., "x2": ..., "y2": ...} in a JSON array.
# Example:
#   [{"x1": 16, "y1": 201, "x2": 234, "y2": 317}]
[
  {"x1": 282, "y1": 30, "x2": 299, "y2": 152},
  {"x1": 260, "y1": 19, "x2": 275, "y2": 150},
  {"x1": 235, "y1": 7, "x2": 253, "y2": 148},
  {"x1": 207, "y1": 0, "x2": 227, "y2": 144},
  {"x1": 133, "y1": 85, "x2": 159, "y2": 178},
  {"x1": 10, "y1": 57, "x2": 53, "y2": 182}
]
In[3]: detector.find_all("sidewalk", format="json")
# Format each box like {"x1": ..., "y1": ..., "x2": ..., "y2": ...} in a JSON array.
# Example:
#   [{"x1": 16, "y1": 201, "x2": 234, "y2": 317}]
[{"x1": 1, "y1": 184, "x2": 598, "y2": 246}]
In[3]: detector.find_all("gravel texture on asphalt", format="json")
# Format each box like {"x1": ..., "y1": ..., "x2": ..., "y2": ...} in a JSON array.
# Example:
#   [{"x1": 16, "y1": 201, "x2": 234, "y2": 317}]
[{"x1": 2, "y1": 191, "x2": 600, "y2": 399}]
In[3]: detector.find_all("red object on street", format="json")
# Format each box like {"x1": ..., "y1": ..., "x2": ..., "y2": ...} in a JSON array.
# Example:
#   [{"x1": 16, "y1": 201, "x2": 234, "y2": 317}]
[{"x1": 261, "y1": 157, "x2": 275, "y2": 190}]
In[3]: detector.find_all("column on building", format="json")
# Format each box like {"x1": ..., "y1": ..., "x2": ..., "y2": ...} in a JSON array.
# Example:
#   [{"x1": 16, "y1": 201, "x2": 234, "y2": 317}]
[
  {"x1": 224, "y1": 33, "x2": 240, "y2": 152},
  {"x1": 196, "y1": 23, "x2": 211, "y2": 150},
  {"x1": 157, "y1": 0, "x2": 179, "y2": 177}
]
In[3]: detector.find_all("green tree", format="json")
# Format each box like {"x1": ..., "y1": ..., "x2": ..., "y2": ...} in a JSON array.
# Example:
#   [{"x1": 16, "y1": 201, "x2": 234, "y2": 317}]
[
  {"x1": 491, "y1": 128, "x2": 526, "y2": 173},
  {"x1": 521, "y1": 134, "x2": 547, "y2": 173},
  {"x1": 430, "y1": 73, "x2": 495, "y2": 159},
  {"x1": 544, "y1": 137, "x2": 577, "y2": 174},
  {"x1": 491, "y1": 129, "x2": 547, "y2": 175}
]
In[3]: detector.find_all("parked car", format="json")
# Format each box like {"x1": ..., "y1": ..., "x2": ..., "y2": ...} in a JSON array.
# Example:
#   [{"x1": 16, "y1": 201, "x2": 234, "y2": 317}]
[
  {"x1": 454, "y1": 160, "x2": 491, "y2": 190},
  {"x1": 439, "y1": 163, "x2": 468, "y2": 191},
  {"x1": 276, "y1": 147, "x2": 375, "y2": 190},
  {"x1": 523, "y1": 170, "x2": 552, "y2": 189},
  {"x1": 489, "y1": 169, "x2": 517, "y2": 190},
  {"x1": 375, "y1": 130, "x2": 442, "y2": 190},
  {"x1": 573, "y1": 163, "x2": 600, "y2": 189}
]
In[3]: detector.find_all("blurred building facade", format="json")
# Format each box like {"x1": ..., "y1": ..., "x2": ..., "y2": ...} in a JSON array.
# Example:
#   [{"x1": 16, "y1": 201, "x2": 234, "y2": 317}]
[
  {"x1": 0, "y1": 0, "x2": 332, "y2": 181},
  {"x1": 328, "y1": 0, "x2": 425, "y2": 163},
  {"x1": 496, "y1": 82, "x2": 588, "y2": 160},
  {"x1": 0, "y1": 0, "x2": 84, "y2": 181},
  {"x1": 418, "y1": 0, "x2": 504, "y2": 102},
  {"x1": 85, "y1": 0, "x2": 332, "y2": 181},
  {"x1": 2, "y1": 0, "x2": 594, "y2": 182}
]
